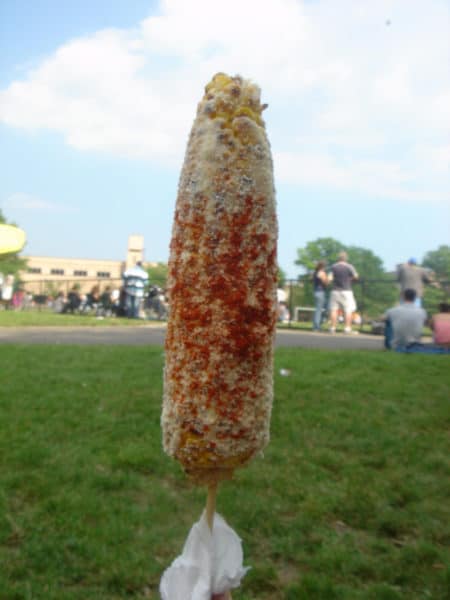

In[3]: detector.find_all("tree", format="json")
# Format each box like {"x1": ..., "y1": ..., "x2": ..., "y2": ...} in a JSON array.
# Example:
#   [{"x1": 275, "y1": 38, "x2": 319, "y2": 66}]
[
  {"x1": 422, "y1": 245, "x2": 450, "y2": 310},
  {"x1": 295, "y1": 237, "x2": 345, "y2": 273},
  {"x1": 345, "y1": 246, "x2": 384, "y2": 278},
  {"x1": 0, "y1": 209, "x2": 27, "y2": 284},
  {"x1": 277, "y1": 266, "x2": 287, "y2": 288},
  {"x1": 147, "y1": 262, "x2": 169, "y2": 288},
  {"x1": 346, "y1": 245, "x2": 397, "y2": 316},
  {"x1": 422, "y1": 245, "x2": 450, "y2": 280}
]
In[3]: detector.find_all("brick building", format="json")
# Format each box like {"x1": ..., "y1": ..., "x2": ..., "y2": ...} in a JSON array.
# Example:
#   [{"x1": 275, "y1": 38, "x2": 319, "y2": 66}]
[{"x1": 19, "y1": 235, "x2": 155, "y2": 294}]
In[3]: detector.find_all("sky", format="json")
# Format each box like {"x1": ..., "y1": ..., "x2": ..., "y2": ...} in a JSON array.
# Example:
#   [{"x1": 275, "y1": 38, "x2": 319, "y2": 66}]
[{"x1": 0, "y1": 0, "x2": 449, "y2": 278}]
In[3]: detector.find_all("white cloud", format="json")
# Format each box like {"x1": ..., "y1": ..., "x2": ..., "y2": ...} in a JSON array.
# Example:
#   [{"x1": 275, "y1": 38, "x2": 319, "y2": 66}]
[
  {"x1": 275, "y1": 150, "x2": 446, "y2": 204},
  {"x1": 3, "y1": 193, "x2": 76, "y2": 213},
  {"x1": 0, "y1": 0, "x2": 449, "y2": 203}
]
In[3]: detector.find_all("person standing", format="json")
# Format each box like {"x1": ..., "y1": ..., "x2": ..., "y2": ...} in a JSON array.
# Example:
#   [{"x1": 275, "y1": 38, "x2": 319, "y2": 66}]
[
  {"x1": 328, "y1": 251, "x2": 359, "y2": 334},
  {"x1": 122, "y1": 261, "x2": 149, "y2": 318},
  {"x1": 396, "y1": 258, "x2": 432, "y2": 306},
  {"x1": 276, "y1": 287, "x2": 290, "y2": 323},
  {"x1": 312, "y1": 261, "x2": 328, "y2": 331},
  {"x1": 1, "y1": 273, "x2": 14, "y2": 309}
]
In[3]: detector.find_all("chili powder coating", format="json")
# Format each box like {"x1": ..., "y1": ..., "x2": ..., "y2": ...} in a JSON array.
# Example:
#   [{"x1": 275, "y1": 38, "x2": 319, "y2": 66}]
[{"x1": 162, "y1": 73, "x2": 278, "y2": 484}]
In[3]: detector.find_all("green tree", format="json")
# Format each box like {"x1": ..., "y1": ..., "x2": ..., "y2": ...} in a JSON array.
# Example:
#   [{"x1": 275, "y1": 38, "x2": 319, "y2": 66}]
[
  {"x1": 345, "y1": 246, "x2": 384, "y2": 277},
  {"x1": 346, "y1": 245, "x2": 397, "y2": 316},
  {"x1": 423, "y1": 285, "x2": 446, "y2": 313},
  {"x1": 422, "y1": 245, "x2": 450, "y2": 280},
  {"x1": 147, "y1": 262, "x2": 168, "y2": 288},
  {"x1": 422, "y1": 245, "x2": 450, "y2": 309},
  {"x1": 277, "y1": 265, "x2": 287, "y2": 288},
  {"x1": 295, "y1": 237, "x2": 345, "y2": 272},
  {"x1": 0, "y1": 209, "x2": 27, "y2": 285}
]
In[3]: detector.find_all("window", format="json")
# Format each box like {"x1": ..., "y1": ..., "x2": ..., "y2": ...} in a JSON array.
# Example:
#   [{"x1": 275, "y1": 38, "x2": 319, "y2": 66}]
[
  {"x1": 73, "y1": 270, "x2": 88, "y2": 277},
  {"x1": 97, "y1": 271, "x2": 111, "y2": 278},
  {"x1": 50, "y1": 268, "x2": 65, "y2": 276},
  {"x1": 28, "y1": 267, "x2": 42, "y2": 274}
]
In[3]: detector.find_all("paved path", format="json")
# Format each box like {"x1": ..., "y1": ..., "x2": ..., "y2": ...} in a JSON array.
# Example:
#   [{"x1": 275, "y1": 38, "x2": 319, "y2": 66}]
[{"x1": 0, "y1": 325, "x2": 386, "y2": 351}]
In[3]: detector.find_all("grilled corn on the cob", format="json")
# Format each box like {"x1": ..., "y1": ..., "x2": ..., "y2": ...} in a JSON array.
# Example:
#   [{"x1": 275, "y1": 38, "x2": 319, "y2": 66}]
[{"x1": 162, "y1": 73, "x2": 278, "y2": 484}]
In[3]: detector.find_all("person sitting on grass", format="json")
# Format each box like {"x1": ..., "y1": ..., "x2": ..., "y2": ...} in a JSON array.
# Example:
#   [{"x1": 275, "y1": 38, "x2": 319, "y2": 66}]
[
  {"x1": 384, "y1": 288, "x2": 426, "y2": 351},
  {"x1": 431, "y1": 302, "x2": 450, "y2": 348},
  {"x1": 62, "y1": 285, "x2": 81, "y2": 314}
]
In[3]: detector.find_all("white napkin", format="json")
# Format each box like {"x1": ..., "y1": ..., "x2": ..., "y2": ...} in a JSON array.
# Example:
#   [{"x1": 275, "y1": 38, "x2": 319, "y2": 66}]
[{"x1": 160, "y1": 511, "x2": 250, "y2": 600}]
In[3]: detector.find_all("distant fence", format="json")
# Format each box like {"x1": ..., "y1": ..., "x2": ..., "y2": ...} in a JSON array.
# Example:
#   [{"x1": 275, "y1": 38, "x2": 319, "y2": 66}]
[
  {"x1": 20, "y1": 277, "x2": 167, "y2": 296},
  {"x1": 25, "y1": 277, "x2": 124, "y2": 298}
]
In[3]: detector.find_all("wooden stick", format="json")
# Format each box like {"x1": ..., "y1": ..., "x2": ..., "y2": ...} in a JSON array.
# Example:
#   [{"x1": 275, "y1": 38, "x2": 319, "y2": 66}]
[{"x1": 206, "y1": 483, "x2": 232, "y2": 599}]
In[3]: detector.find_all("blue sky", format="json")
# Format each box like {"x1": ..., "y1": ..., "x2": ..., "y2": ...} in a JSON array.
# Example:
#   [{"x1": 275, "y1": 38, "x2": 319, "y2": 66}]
[{"x1": 1, "y1": 0, "x2": 449, "y2": 278}]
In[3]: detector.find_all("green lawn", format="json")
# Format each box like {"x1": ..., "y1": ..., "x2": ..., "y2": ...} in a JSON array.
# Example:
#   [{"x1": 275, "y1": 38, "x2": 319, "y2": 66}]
[
  {"x1": 0, "y1": 310, "x2": 431, "y2": 337},
  {"x1": 0, "y1": 345, "x2": 448, "y2": 599},
  {"x1": 0, "y1": 310, "x2": 154, "y2": 327}
]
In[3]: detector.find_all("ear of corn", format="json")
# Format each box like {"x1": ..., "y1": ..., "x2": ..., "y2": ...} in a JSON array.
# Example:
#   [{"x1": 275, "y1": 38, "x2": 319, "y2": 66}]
[{"x1": 162, "y1": 73, "x2": 278, "y2": 484}]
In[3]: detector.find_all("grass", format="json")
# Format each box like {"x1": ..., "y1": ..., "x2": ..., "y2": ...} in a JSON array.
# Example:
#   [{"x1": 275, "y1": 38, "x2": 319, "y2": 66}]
[
  {"x1": 277, "y1": 321, "x2": 376, "y2": 334},
  {"x1": 0, "y1": 345, "x2": 449, "y2": 599},
  {"x1": 0, "y1": 310, "x2": 429, "y2": 337},
  {"x1": 0, "y1": 310, "x2": 376, "y2": 335},
  {"x1": 0, "y1": 310, "x2": 155, "y2": 327}
]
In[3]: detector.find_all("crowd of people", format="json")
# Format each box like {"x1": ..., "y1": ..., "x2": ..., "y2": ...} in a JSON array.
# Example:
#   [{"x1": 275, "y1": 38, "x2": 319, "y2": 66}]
[
  {"x1": 0, "y1": 262, "x2": 168, "y2": 320},
  {"x1": 55, "y1": 264, "x2": 168, "y2": 320},
  {"x1": 279, "y1": 254, "x2": 449, "y2": 352},
  {"x1": 56, "y1": 284, "x2": 121, "y2": 317}
]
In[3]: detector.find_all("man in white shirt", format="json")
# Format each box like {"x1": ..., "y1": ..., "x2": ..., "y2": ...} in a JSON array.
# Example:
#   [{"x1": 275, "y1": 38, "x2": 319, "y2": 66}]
[
  {"x1": 122, "y1": 261, "x2": 149, "y2": 318},
  {"x1": 384, "y1": 288, "x2": 427, "y2": 350}
]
